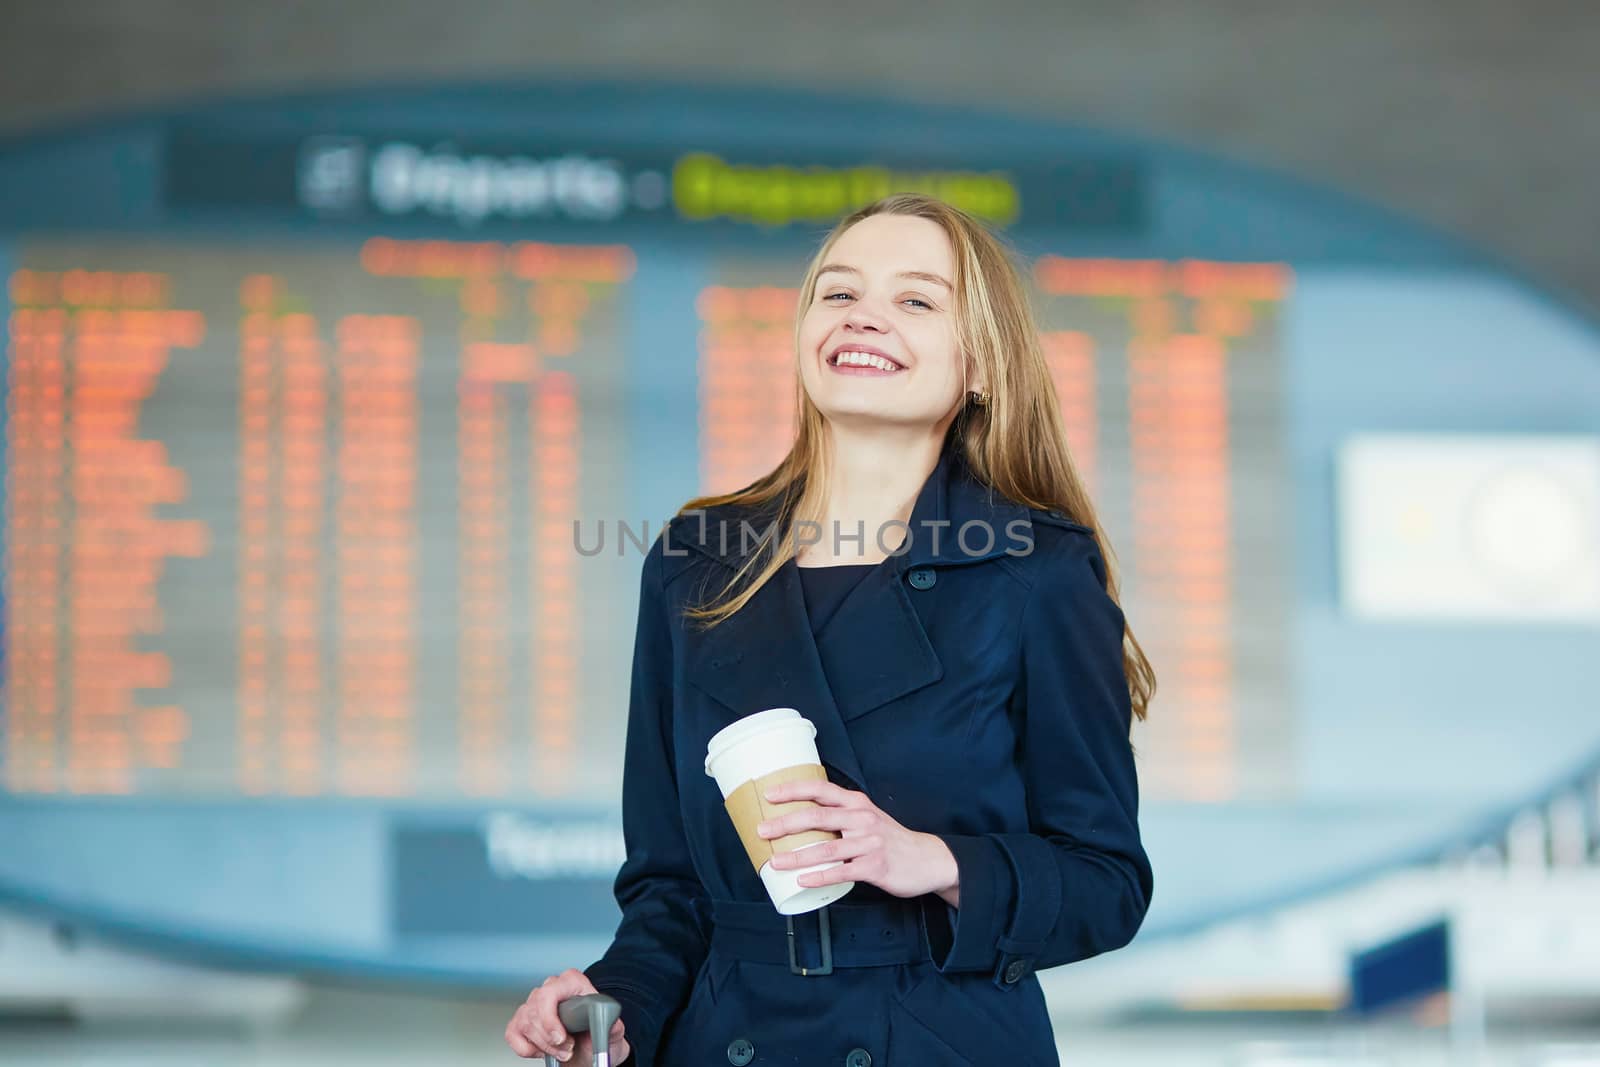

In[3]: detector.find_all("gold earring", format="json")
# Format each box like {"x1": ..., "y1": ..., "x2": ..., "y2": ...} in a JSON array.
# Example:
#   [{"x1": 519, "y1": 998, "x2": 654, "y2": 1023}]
[{"x1": 968, "y1": 389, "x2": 990, "y2": 406}]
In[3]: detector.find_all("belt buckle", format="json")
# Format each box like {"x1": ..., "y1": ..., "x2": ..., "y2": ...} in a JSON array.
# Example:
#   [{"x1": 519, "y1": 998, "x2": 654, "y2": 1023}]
[{"x1": 785, "y1": 908, "x2": 833, "y2": 976}]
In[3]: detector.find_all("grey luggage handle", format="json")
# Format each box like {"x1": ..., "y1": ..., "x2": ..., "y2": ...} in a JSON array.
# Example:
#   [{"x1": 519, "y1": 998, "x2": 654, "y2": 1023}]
[{"x1": 544, "y1": 993, "x2": 623, "y2": 1067}]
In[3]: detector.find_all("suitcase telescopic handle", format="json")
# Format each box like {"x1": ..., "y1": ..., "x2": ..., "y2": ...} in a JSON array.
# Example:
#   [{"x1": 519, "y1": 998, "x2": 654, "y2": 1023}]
[{"x1": 544, "y1": 992, "x2": 623, "y2": 1067}]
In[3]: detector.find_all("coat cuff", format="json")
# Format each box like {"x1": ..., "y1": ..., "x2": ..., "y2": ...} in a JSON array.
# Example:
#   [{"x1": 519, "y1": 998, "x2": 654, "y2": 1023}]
[
  {"x1": 986, "y1": 832, "x2": 1064, "y2": 988},
  {"x1": 583, "y1": 970, "x2": 663, "y2": 1067},
  {"x1": 921, "y1": 832, "x2": 1014, "y2": 975}
]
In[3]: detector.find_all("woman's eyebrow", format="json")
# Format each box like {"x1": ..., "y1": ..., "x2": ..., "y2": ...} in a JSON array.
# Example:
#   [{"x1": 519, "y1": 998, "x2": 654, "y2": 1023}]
[{"x1": 818, "y1": 264, "x2": 952, "y2": 289}]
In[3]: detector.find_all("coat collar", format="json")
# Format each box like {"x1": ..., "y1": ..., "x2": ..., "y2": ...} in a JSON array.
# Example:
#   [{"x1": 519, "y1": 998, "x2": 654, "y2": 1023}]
[
  {"x1": 665, "y1": 438, "x2": 1032, "y2": 574},
  {"x1": 666, "y1": 441, "x2": 1034, "y2": 796}
]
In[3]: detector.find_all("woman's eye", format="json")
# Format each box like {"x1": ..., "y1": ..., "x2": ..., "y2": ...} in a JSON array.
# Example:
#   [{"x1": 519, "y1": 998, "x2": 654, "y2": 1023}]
[{"x1": 821, "y1": 292, "x2": 930, "y2": 309}]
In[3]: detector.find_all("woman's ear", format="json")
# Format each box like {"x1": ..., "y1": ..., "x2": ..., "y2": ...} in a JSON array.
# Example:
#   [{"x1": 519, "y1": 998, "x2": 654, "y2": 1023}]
[{"x1": 962, "y1": 354, "x2": 985, "y2": 397}]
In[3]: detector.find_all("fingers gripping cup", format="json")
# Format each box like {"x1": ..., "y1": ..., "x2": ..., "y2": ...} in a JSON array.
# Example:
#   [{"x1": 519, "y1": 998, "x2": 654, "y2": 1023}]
[{"x1": 705, "y1": 708, "x2": 856, "y2": 915}]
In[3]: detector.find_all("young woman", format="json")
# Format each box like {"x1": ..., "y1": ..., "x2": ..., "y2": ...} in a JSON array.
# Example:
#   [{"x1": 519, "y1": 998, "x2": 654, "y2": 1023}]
[{"x1": 506, "y1": 193, "x2": 1156, "y2": 1066}]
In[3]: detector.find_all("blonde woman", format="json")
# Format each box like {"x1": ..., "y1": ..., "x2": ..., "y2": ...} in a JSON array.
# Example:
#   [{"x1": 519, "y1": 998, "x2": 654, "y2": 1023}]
[{"x1": 507, "y1": 193, "x2": 1155, "y2": 1066}]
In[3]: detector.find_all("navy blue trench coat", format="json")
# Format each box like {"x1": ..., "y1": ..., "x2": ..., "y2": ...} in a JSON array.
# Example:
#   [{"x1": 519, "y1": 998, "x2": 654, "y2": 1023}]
[{"x1": 584, "y1": 441, "x2": 1153, "y2": 1066}]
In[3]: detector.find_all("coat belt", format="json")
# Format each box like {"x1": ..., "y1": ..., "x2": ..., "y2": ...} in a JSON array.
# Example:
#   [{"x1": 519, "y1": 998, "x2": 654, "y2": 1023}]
[{"x1": 709, "y1": 897, "x2": 934, "y2": 972}]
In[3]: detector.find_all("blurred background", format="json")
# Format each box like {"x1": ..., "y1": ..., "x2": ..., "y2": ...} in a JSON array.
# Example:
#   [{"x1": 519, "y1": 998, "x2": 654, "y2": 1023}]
[{"x1": 1, "y1": 2, "x2": 1598, "y2": 1064}]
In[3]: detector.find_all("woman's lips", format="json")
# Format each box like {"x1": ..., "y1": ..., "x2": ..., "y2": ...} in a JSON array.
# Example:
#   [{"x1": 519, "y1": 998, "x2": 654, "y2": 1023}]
[
  {"x1": 827, "y1": 360, "x2": 902, "y2": 377},
  {"x1": 826, "y1": 350, "x2": 906, "y2": 377}
]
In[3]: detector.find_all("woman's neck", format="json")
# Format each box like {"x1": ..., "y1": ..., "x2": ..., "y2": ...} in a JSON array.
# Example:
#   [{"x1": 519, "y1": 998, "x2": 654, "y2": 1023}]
[{"x1": 797, "y1": 425, "x2": 945, "y2": 565}]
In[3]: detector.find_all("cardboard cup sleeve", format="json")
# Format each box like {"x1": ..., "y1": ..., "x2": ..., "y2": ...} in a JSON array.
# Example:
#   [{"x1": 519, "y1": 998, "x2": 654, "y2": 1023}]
[{"x1": 722, "y1": 762, "x2": 839, "y2": 873}]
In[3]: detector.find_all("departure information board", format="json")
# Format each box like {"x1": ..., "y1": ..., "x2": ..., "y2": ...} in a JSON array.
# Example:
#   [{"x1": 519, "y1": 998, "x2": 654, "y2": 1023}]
[
  {"x1": 7, "y1": 86, "x2": 1596, "y2": 967},
  {"x1": 3, "y1": 235, "x2": 1292, "y2": 803}
]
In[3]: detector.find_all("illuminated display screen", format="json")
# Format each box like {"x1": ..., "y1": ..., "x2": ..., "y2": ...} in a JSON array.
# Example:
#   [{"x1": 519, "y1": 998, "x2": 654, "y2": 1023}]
[
  {"x1": 3, "y1": 234, "x2": 1291, "y2": 804},
  {"x1": 3, "y1": 86, "x2": 1597, "y2": 971}
]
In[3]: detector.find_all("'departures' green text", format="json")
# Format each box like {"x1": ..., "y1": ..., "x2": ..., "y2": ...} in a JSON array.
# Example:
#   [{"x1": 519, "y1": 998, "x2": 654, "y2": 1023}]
[{"x1": 672, "y1": 153, "x2": 1020, "y2": 228}]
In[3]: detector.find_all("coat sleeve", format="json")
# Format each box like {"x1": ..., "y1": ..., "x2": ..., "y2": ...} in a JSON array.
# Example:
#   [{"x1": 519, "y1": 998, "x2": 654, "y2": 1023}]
[
  {"x1": 919, "y1": 528, "x2": 1153, "y2": 988},
  {"x1": 584, "y1": 534, "x2": 713, "y2": 1065}
]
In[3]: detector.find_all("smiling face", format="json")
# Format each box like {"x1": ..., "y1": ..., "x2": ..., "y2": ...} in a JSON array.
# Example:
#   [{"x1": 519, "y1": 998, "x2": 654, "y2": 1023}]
[{"x1": 797, "y1": 213, "x2": 977, "y2": 431}]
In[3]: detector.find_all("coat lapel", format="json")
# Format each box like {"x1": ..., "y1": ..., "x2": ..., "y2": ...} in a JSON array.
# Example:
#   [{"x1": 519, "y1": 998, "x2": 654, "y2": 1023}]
[
  {"x1": 677, "y1": 544, "x2": 872, "y2": 790},
  {"x1": 671, "y1": 440, "x2": 1032, "y2": 796},
  {"x1": 810, "y1": 558, "x2": 942, "y2": 724}
]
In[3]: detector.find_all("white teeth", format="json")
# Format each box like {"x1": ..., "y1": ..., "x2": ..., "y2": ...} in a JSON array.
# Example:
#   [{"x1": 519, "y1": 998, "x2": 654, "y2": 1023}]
[{"x1": 833, "y1": 350, "x2": 900, "y2": 372}]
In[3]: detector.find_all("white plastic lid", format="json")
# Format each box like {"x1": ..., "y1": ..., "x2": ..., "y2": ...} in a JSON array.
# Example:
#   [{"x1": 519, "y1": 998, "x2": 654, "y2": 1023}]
[{"x1": 704, "y1": 707, "x2": 807, "y2": 776}]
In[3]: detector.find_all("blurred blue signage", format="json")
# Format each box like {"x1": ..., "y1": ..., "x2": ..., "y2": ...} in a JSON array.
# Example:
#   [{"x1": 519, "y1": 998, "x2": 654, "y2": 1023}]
[
  {"x1": 1347, "y1": 917, "x2": 1452, "y2": 1016},
  {"x1": 390, "y1": 813, "x2": 625, "y2": 937},
  {"x1": 163, "y1": 125, "x2": 1146, "y2": 232}
]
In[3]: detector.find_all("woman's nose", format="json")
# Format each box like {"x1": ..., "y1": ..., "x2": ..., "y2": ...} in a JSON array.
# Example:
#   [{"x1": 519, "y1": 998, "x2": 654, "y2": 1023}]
[{"x1": 843, "y1": 300, "x2": 889, "y2": 332}]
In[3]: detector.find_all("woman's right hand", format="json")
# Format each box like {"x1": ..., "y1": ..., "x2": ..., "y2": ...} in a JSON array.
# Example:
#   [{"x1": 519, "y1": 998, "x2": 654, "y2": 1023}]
[{"x1": 504, "y1": 967, "x2": 630, "y2": 1063}]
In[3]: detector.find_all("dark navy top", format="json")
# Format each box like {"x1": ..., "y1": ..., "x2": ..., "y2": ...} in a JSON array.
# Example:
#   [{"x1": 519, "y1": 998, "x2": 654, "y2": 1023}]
[
  {"x1": 795, "y1": 560, "x2": 879, "y2": 636},
  {"x1": 796, "y1": 557, "x2": 899, "y2": 908}
]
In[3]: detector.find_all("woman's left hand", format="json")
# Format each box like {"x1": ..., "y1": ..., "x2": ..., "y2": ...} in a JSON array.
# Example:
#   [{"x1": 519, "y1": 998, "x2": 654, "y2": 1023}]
[{"x1": 756, "y1": 778, "x2": 959, "y2": 902}]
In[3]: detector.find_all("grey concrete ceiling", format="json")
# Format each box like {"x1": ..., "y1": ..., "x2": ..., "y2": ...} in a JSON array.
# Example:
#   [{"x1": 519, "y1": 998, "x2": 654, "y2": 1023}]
[{"x1": 1, "y1": 0, "x2": 1596, "y2": 312}]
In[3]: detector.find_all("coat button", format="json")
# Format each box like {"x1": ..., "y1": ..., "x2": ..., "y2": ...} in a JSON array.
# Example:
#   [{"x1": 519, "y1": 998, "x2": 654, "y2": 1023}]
[
  {"x1": 845, "y1": 1049, "x2": 873, "y2": 1067},
  {"x1": 907, "y1": 568, "x2": 936, "y2": 590},
  {"x1": 727, "y1": 1037, "x2": 755, "y2": 1065},
  {"x1": 1004, "y1": 958, "x2": 1029, "y2": 984}
]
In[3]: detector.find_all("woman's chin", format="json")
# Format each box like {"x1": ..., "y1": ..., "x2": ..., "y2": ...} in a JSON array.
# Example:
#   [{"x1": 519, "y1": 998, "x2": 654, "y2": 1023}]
[{"x1": 814, "y1": 402, "x2": 929, "y2": 428}]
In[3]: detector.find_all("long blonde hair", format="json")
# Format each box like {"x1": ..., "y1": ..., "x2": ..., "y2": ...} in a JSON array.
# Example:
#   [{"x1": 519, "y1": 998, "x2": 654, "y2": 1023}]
[{"x1": 676, "y1": 193, "x2": 1156, "y2": 722}]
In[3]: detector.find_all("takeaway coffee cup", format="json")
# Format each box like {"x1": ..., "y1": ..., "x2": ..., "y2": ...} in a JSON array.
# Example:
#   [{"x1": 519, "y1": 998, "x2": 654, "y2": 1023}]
[{"x1": 704, "y1": 707, "x2": 856, "y2": 915}]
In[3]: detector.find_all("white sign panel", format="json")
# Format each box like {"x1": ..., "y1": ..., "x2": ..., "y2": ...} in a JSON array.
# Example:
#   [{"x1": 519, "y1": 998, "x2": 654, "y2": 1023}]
[{"x1": 1337, "y1": 434, "x2": 1600, "y2": 621}]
